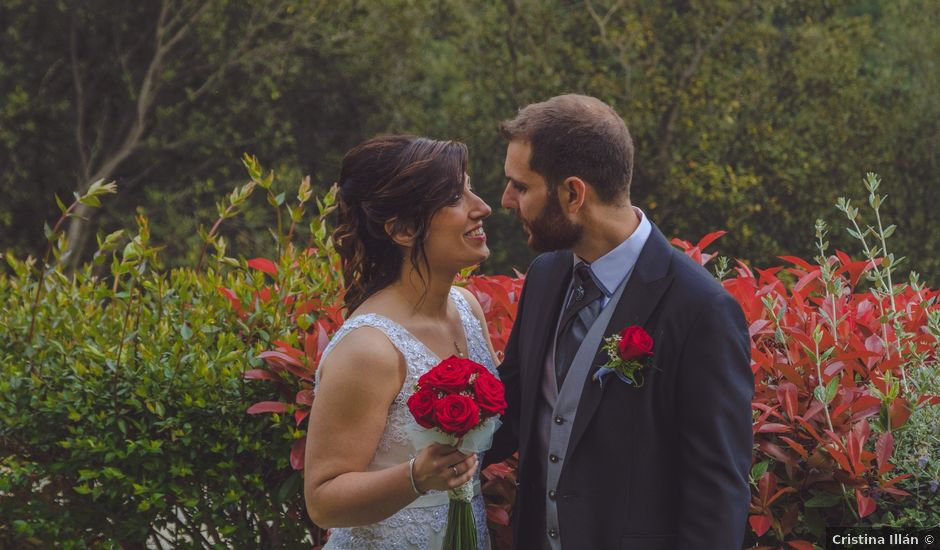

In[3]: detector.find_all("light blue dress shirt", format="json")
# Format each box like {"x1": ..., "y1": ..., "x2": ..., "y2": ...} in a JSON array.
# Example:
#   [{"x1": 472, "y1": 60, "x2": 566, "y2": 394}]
[{"x1": 570, "y1": 207, "x2": 652, "y2": 309}]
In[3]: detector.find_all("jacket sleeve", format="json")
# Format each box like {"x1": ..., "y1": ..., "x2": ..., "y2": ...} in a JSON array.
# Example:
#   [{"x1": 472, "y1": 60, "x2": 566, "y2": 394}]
[
  {"x1": 483, "y1": 263, "x2": 534, "y2": 467},
  {"x1": 675, "y1": 291, "x2": 754, "y2": 549}
]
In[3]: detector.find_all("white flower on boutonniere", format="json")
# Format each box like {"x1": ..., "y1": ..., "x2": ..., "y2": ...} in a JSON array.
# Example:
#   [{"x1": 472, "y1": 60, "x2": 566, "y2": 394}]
[{"x1": 593, "y1": 325, "x2": 655, "y2": 388}]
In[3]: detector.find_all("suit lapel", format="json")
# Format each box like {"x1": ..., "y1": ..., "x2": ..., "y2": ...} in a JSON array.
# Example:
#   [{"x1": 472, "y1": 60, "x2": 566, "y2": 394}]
[{"x1": 564, "y1": 225, "x2": 675, "y2": 461}]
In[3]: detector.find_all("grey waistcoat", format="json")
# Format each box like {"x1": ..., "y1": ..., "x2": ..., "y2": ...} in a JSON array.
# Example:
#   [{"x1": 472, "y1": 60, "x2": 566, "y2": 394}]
[{"x1": 535, "y1": 273, "x2": 630, "y2": 549}]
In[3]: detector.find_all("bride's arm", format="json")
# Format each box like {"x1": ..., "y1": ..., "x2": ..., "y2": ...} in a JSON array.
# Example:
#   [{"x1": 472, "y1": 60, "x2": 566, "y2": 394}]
[{"x1": 303, "y1": 328, "x2": 476, "y2": 528}]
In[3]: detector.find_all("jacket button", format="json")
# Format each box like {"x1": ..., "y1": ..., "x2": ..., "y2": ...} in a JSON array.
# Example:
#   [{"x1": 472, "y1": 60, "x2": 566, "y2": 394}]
[
  {"x1": 549, "y1": 454, "x2": 559, "y2": 463},
  {"x1": 554, "y1": 416, "x2": 564, "y2": 424},
  {"x1": 548, "y1": 489, "x2": 557, "y2": 500},
  {"x1": 548, "y1": 528, "x2": 558, "y2": 539}
]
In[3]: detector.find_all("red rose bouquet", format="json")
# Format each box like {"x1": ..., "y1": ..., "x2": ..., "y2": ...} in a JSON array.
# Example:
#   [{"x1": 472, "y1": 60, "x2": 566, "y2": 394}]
[
  {"x1": 593, "y1": 325, "x2": 655, "y2": 388},
  {"x1": 406, "y1": 356, "x2": 506, "y2": 550}
]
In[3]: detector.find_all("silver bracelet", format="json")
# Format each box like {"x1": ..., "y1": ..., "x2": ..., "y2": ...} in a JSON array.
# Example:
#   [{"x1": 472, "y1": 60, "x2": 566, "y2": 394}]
[{"x1": 409, "y1": 458, "x2": 427, "y2": 496}]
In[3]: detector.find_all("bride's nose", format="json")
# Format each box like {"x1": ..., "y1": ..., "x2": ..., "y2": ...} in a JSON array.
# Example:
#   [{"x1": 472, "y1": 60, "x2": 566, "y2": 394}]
[{"x1": 470, "y1": 192, "x2": 492, "y2": 219}]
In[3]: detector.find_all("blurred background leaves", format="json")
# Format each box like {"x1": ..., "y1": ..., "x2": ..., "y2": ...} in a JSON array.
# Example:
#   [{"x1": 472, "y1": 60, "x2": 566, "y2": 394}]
[{"x1": 1, "y1": 0, "x2": 938, "y2": 281}]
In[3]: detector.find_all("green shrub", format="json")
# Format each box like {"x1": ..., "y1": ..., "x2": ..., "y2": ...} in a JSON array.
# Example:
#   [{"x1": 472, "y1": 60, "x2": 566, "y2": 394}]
[{"x1": 0, "y1": 163, "x2": 329, "y2": 548}]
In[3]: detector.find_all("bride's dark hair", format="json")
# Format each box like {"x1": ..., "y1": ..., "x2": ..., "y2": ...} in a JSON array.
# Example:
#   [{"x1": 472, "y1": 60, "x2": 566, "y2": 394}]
[{"x1": 333, "y1": 135, "x2": 469, "y2": 313}]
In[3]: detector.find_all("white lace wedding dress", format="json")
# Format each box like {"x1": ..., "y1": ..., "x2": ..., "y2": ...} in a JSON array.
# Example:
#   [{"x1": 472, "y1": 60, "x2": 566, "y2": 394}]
[{"x1": 315, "y1": 287, "x2": 495, "y2": 550}]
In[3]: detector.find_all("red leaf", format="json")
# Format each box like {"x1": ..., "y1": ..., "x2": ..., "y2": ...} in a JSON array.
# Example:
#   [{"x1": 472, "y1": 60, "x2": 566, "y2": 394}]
[
  {"x1": 253, "y1": 288, "x2": 272, "y2": 303},
  {"x1": 757, "y1": 423, "x2": 792, "y2": 434},
  {"x1": 767, "y1": 487, "x2": 797, "y2": 506},
  {"x1": 826, "y1": 445, "x2": 853, "y2": 474},
  {"x1": 875, "y1": 432, "x2": 894, "y2": 475},
  {"x1": 918, "y1": 394, "x2": 940, "y2": 406},
  {"x1": 856, "y1": 490, "x2": 876, "y2": 518},
  {"x1": 794, "y1": 416, "x2": 826, "y2": 444},
  {"x1": 247, "y1": 401, "x2": 290, "y2": 414},
  {"x1": 759, "y1": 441, "x2": 798, "y2": 466},
  {"x1": 882, "y1": 474, "x2": 912, "y2": 488},
  {"x1": 793, "y1": 270, "x2": 821, "y2": 292},
  {"x1": 244, "y1": 369, "x2": 280, "y2": 381},
  {"x1": 296, "y1": 389, "x2": 314, "y2": 406},
  {"x1": 777, "y1": 382, "x2": 799, "y2": 420},
  {"x1": 834, "y1": 249, "x2": 873, "y2": 287},
  {"x1": 486, "y1": 506, "x2": 510, "y2": 526},
  {"x1": 749, "y1": 319, "x2": 773, "y2": 338},
  {"x1": 290, "y1": 438, "x2": 305, "y2": 470},
  {"x1": 670, "y1": 237, "x2": 693, "y2": 250},
  {"x1": 889, "y1": 397, "x2": 912, "y2": 430},
  {"x1": 272, "y1": 341, "x2": 304, "y2": 360},
  {"x1": 218, "y1": 287, "x2": 244, "y2": 314},
  {"x1": 864, "y1": 334, "x2": 884, "y2": 356},
  {"x1": 850, "y1": 396, "x2": 882, "y2": 417},
  {"x1": 780, "y1": 436, "x2": 809, "y2": 460},
  {"x1": 881, "y1": 486, "x2": 912, "y2": 497},
  {"x1": 778, "y1": 255, "x2": 815, "y2": 271},
  {"x1": 482, "y1": 462, "x2": 515, "y2": 480},
  {"x1": 247, "y1": 257, "x2": 278, "y2": 276},
  {"x1": 749, "y1": 514, "x2": 773, "y2": 537},
  {"x1": 316, "y1": 321, "x2": 330, "y2": 363},
  {"x1": 294, "y1": 409, "x2": 309, "y2": 426},
  {"x1": 802, "y1": 400, "x2": 825, "y2": 423},
  {"x1": 696, "y1": 230, "x2": 727, "y2": 251},
  {"x1": 259, "y1": 350, "x2": 304, "y2": 368}
]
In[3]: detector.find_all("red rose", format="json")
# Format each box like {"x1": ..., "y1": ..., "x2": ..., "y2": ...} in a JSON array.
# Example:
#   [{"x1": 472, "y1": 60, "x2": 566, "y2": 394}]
[
  {"x1": 418, "y1": 356, "x2": 475, "y2": 393},
  {"x1": 407, "y1": 386, "x2": 437, "y2": 428},
  {"x1": 473, "y1": 371, "x2": 506, "y2": 417},
  {"x1": 433, "y1": 394, "x2": 481, "y2": 436},
  {"x1": 617, "y1": 326, "x2": 654, "y2": 360}
]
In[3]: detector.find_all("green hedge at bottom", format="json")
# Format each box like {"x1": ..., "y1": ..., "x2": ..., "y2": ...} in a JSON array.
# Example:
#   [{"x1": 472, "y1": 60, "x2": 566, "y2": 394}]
[{"x1": 0, "y1": 264, "x2": 315, "y2": 549}]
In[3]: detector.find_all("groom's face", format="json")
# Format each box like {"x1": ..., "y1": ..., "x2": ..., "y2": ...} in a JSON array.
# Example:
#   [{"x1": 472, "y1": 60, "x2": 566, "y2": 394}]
[{"x1": 502, "y1": 140, "x2": 582, "y2": 253}]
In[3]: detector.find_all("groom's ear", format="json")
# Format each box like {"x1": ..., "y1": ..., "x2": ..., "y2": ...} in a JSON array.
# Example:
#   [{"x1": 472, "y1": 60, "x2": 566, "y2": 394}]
[
  {"x1": 560, "y1": 176, "x2": 588, "y2": 213},
  {"x1": 385, "y1": 218, "x2": 416, "y2": 248}
]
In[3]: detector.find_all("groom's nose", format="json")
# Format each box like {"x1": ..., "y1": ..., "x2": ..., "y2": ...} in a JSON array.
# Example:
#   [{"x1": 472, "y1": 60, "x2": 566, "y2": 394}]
[{"x1": 501, "y1": 182, "x2": 517, "y2": 210}]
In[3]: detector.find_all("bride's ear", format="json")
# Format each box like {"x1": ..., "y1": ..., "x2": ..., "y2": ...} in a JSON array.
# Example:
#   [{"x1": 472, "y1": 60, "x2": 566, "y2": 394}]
[{"x1": 385, "y1": 218, "x2": 416, "y2": 248}]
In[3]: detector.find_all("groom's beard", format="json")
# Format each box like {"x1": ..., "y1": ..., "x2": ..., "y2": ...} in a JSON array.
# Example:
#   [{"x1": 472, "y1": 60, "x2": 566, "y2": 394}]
[{"x1": 524, "y1": 189, "x2": 582, "y2": 253}]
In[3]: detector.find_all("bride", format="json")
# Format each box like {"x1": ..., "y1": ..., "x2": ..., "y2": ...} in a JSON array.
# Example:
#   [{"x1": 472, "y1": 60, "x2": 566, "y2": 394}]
[{"x1": 304, "y1": 135, "x2": 499, "y2": 549}]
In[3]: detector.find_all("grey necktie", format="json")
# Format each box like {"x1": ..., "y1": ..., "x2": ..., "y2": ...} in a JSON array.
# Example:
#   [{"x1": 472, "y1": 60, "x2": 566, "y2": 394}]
[{"x1": 554, "y1": 263, "x2": 604, "y2": 388}]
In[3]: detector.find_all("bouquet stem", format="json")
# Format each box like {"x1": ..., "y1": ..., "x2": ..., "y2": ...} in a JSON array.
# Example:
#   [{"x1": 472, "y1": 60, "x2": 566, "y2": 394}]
[{"x1": 442, "y1": 481, "x2": 477, "y2": 549}]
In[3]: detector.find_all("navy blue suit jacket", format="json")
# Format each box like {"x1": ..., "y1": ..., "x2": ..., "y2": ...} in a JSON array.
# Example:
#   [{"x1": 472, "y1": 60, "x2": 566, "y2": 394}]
[{"x1": 487, "y1": 224, "x2": 753, "y2": 550}]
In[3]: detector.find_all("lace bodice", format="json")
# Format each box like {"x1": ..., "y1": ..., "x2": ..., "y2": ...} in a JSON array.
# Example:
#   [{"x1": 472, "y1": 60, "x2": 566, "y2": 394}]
[{"x1": 315, "y1": 287, "x2": 496, "y2": 550}]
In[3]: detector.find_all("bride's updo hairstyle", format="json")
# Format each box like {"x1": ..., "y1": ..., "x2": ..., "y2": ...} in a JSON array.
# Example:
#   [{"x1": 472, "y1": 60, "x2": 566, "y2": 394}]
[{"x1": 333, "y1": 135, "x2": 469, "y2": 313}]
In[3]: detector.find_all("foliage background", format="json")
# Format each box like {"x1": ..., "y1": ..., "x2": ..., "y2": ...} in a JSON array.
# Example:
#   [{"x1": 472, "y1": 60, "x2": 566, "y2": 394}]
[
  {"x1": 2, "y1": 0, "x2": 939, "y2": 281},
  {"x1": 3, "y1": 1, "x2": 940, "y2": 548}
]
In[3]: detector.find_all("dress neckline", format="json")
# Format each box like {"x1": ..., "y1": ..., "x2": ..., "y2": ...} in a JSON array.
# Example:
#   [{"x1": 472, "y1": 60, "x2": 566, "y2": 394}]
[{"x1": 347, "y1": 288, "x2": 471, "y2": 364}]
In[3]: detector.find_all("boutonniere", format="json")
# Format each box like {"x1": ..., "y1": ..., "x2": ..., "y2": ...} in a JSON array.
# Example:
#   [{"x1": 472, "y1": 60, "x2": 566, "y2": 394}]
[{"x1": 593, "y1": 325, "x2": 654, "y2": 388}]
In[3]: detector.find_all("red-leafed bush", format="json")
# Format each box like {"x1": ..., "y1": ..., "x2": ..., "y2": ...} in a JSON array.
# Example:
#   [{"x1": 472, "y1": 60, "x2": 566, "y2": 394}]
[{"x1": 244, "y1": 174, "x2": 940, "y2": 548}]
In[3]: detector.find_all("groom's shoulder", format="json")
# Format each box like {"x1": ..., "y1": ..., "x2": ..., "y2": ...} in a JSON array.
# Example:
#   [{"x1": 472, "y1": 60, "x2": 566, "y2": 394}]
[
  {"x1": 517, "y1": 251, "x2": 570, "y2": 289},
  {"x1": 527, "y1": 251, "x2": 571, "y2": 277},
  {"x1": 666, "y1": 247, "x2": 734, "y2": 308}
]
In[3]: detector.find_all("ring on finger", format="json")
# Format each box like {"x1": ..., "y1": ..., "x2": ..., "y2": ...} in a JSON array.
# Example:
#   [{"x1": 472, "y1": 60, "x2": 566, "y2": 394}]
[{"x1": 452, "y1": 465, "x2": 459, "y2": 477}]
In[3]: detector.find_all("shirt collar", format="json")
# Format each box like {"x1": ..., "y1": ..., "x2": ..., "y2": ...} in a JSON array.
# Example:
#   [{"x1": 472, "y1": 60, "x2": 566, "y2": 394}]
[{"x1": 574, "y1": 207, "x2": 652, "y2": 296}]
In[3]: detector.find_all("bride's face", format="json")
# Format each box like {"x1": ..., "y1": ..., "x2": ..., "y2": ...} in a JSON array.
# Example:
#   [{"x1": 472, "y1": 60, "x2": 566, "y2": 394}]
[{"x1": 423, "y1": 175, "x2": 492, "y2": 272}]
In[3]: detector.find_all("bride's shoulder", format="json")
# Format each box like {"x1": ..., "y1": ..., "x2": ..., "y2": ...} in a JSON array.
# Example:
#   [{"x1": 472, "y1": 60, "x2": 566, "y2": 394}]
[
  {"x1": 453, "y1": 286, "x2": 487, "y2": 326},
  {"x1": 318, "y1": 323, "x2": 402, "y2": 384}
]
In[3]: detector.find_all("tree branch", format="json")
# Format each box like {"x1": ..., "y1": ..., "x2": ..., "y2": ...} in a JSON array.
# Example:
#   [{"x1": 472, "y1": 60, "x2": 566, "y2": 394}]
[
  {"x1": 70, "y1": 13, "x2": 90, "y2": 180},
  {"x1": 584, "y1": 0, "x2": 632, "y2": 92}
]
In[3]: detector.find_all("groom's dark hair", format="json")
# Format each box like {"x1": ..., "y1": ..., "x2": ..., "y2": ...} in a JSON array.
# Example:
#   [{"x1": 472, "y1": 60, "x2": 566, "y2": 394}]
[{"x1": 499, "y1": 94, "x2": 634, "y2": 204}]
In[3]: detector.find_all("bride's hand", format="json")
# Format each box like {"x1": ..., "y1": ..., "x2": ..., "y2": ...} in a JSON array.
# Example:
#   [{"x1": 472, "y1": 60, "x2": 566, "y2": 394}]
[{"x1": 412, "y1": 443, "x2": 478, "y2": 493}]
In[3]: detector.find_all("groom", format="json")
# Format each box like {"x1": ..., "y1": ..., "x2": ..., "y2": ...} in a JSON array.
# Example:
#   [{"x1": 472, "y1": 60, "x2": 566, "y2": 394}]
[{"x1": 486, "y1": 94, "x2": 753, "y2": 550}]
